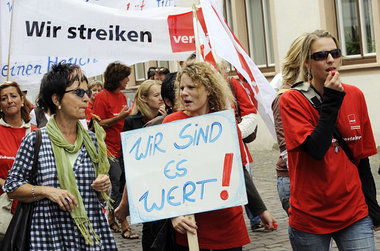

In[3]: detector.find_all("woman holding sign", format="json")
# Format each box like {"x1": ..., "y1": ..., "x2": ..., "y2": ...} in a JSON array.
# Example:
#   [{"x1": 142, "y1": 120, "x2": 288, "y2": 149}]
[{"x1": 163, "y1": 62, "x2": 276, "y2": 250}]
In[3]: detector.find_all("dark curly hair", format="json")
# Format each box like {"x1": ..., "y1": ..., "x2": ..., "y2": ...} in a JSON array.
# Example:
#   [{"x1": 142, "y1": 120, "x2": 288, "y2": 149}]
[
  {"x1": 161, "y1": 72, "x2": 177, "y2": 114},
  {"x1": 103, "y1": 62, "x2": 131, "y2": 91},
  {"x1": 36, "y1": 62, "x2": 87, "y2": 114}
]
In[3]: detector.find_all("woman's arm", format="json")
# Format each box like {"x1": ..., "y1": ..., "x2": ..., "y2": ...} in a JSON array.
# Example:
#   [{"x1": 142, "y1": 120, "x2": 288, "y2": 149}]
[
  {"x1": 98, "y1": 106, "x2": 130, "y2": 128},
  {"x1": 7, "y1": 184, "x2": 78, "y2": 212},
  {"x1": 300, "y1": 87, "x2": 345, "y2": 160},
  {"x1": 3, "y1": 131, "x2": 77, "y2": 212},
  {"x1": 0, "y1": 178, "x2": 5, "y2": 189}
]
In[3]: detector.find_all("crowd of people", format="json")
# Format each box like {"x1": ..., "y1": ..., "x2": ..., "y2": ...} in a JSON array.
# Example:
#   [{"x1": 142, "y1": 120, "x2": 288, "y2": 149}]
[{"x1": 0, "y1": 28, "x2": 379, "y2": 251}]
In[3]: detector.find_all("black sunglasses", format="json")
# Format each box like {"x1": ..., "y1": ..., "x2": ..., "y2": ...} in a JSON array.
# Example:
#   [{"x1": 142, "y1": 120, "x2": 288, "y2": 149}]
[
  {"x1": 310, "y1": 49, "x2": 342, "y2": 61},
  {"x1": 64, "y1": 88, "x2": 91, "y2": 98}
]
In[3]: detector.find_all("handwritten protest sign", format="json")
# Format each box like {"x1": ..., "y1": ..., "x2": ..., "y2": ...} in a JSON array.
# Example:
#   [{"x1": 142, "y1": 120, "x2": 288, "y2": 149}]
[{"x1": 121, "y1": 109, "x2": 247, "y2": 224}]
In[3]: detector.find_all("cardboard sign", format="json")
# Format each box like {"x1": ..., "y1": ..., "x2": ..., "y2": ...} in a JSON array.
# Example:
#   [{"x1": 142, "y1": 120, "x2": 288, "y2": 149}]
[{"x1": 121, "y1": 110, "x2": 247, "y2": 224}]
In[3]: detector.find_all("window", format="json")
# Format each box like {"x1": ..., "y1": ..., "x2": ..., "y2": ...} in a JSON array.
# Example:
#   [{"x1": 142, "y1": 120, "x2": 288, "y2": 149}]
[
  {"x1": 245, "y1": 0, "x2": 274, "y2": 70},
  {"x1": 222, "y1": 1, "x2": 241, "y2": 73},
  {"x1": 224, "y1": 0, "x2": 234, "y2": 32},
  {"x1": 134, "y1": 63, "x2": 146, "y2": 81},
  {"x1": 335, "y1": 0, "x2": 376, "y2": 63},
  {"x1": 157, "y1": 61, "x2": 169, "y2": 69}
]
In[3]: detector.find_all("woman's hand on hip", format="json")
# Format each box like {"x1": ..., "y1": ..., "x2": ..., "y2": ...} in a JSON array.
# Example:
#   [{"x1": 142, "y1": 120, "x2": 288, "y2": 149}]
[{"x1": 91, "y1": 174, "x2": 111, "y2": 193}]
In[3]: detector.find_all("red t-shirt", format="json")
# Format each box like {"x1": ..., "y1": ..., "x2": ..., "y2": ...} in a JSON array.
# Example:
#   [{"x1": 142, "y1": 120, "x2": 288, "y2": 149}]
[
  {"x1": 163, "y1": 111, "x2": 250, "y2": 249},
  {"x1": 93, "y1": 89, "x2": 127, "y2": 158},
  {"x1": 85, "y1": 102, "x2": 93, "y2": 125},
  {"x1": 280, "y1": 83, "x2": 377, "y2": 234},
  {"x1": 0, "y1": 125, "x2": 36, "y2": 213}
]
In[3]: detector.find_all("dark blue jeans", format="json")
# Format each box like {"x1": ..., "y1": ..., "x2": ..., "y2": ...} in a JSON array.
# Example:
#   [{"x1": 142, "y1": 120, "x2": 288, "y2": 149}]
[{"x1": 289, "y1": 216, "x2": 375, "y2": 251}]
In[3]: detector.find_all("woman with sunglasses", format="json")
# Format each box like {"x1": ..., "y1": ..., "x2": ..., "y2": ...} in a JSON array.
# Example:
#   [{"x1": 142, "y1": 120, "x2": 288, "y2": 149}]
[
  {"x1": 280, "y1": 30, "x2": 379, "y2": 250},
  {"x1": 0, "y1": 81, "x2": 34, "y2": 242},
  {"x1": 3, "y1": 63, "x2": 117, "y2": 250}
]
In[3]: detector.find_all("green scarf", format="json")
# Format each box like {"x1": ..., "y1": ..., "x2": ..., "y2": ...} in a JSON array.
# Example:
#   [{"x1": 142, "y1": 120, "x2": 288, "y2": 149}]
[{"x1": 46, "y1": 117, "x2": 112, "y2": 246}]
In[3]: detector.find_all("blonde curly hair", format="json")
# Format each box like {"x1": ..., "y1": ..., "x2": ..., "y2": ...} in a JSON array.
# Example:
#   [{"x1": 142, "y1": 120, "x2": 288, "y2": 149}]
[{"x1": 175, "y1": 62, "x2": 234, "y2": 113}]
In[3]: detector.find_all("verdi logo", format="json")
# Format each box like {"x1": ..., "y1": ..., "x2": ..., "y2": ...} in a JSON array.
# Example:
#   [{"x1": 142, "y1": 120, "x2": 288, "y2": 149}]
[{"x1": 167, "y1": 11, "x2": 196, "y2": 53}]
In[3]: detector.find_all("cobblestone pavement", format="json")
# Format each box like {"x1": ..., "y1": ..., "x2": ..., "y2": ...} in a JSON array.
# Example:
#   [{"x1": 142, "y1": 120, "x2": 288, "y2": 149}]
[{"x1": 113, "y1": 149, "x2": 380, "y2": 251}]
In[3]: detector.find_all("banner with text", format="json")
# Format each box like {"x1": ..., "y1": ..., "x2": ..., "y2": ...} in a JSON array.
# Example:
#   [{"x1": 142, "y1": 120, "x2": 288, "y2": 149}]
[
  {"x1": 3, "y1": 0, "x2": 190, "y2": 88},
  {"x1": 121, "y1": 110, "x2": 247, "y2": 224}
]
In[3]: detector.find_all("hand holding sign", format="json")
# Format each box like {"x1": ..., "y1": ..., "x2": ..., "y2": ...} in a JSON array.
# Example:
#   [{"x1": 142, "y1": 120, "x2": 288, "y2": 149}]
[{"x1": 171, "y1": 215, "x2": 197, "y2": 235}]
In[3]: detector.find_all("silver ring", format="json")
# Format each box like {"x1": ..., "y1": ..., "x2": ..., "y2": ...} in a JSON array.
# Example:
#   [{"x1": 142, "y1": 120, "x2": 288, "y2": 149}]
[{"x1": 64, "y1": 197, "x2": 70, "y2": 203}]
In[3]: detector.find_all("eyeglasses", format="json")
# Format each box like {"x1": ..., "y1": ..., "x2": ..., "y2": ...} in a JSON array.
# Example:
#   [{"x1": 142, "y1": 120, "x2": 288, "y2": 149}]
[
  {"x1": 310, "y1": 49, "x2": 342, "y2": 61},
  {"x1": 64, "y1": 88, "x2": 91, "y2": 98}
]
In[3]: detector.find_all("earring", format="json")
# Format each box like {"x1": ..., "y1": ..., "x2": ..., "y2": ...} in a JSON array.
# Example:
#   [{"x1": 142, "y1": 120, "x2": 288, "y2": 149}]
[
  {"x1": 21, "y1": 103, "x2": 24, "y2": 107},
  {"x1": 58, "y1": 105, "x2": 62, "y2": 110},
  {"x1": 307, "y1": 68, "x2": 312, "y2": 83}
]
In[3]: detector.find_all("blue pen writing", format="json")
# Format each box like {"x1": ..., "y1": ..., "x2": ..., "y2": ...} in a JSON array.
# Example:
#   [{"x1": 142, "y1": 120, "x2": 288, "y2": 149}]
[
  {"x1": 129, "y1": 132, "x2": 165, "y2": 160},
  {"x1": 7, "y1": 1, "x2": 12, "y2": 12},
  {"x1": 164, "y1": 159, "x2": 188, "y2": 179},
  {"x1": 139, "y1": 178, "x2": 217, "y2": 212},
  {"x1": 174, "y1": 122, "x2": 223, "y2": 149}
]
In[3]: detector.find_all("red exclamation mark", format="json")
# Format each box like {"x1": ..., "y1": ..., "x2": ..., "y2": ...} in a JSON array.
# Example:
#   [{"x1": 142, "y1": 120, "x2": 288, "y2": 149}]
[{"x1": 220, "y1": 153, "x2": 233, "y2": 200}]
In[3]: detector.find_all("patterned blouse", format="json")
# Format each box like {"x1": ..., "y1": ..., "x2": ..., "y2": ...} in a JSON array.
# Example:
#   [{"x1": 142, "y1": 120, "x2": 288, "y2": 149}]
[{"x1": 3, "y1": 128, "x2": 118, "y2": 250}]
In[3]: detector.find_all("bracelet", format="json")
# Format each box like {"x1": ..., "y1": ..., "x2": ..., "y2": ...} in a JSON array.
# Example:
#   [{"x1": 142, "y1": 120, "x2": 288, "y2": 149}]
[{"x1": 31, "y1": 185, "x2": 38, "y2": 201}]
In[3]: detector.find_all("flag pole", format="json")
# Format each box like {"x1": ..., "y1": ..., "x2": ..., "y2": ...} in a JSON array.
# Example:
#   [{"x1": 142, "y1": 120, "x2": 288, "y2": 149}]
[
  {"x1": 6, "y1": 0, "x2": 16, "y2": 81},
  {"x1": 192, "y1": 4, "x2": 202, "y2": 62}
]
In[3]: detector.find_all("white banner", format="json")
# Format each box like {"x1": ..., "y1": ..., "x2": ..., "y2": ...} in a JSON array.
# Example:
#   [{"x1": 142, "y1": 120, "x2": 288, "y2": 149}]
[
  {"x1": 5, "y1": 0, "x2": 277, "y2": 138},
  {"x1": 0, "y1": 0, "x2": 179, "y2": 88},
  {"x1": 121, "y1": 110, "x2": 247, "y2": 224}
]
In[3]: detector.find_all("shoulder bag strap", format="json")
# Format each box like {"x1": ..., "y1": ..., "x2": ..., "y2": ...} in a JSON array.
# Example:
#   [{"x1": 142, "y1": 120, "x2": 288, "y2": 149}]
[{"x1": 29, "y1": 129, "x2": 42, "y2": 182}]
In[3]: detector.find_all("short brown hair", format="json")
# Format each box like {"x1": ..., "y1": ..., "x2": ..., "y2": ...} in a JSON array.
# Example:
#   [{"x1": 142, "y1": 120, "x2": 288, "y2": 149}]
[
  {"x1": 0, "y1": 81, "x2": 31, "y2": 122},
  {"x1": 104, "y1": 62, "x2": 131, "y2": 91}
]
